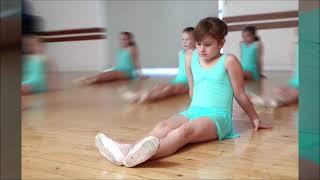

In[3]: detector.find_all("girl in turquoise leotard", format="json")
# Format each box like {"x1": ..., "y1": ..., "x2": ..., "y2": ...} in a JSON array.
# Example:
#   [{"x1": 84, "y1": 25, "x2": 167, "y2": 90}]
[
  {"x1": 22, "y1": 36, "x2": 48, "y2": 95},
  {"x1": 74, "y1": 32, "x2": 143, "y2": 85},
  {"x1": 95, "y1": 17, "x2": 271, "y2": 168},
  {"x1": 240, "y1": 26, "x2": 264, "y2": 81},
  {"x1": 122, "y1": 27, "x2": 196, "y2": 104},
  {"x1": 250, "y1": 39, "x2": 299, "y2": 108}
]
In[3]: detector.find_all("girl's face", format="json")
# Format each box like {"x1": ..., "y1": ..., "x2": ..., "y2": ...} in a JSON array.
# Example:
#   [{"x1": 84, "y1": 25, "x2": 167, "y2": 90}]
[
  {"x1": 196, "y1": 35, "x2": 224, "y2": 62},
  {"x1": 120, "y1": 34, "x2": 130, "y2": 48},
  {"x1": 242, "y1": 31, "x2": 255, "y2": 44},
  {"x1": 182, "y1": 32, "x2": 196, "y2": 50}
]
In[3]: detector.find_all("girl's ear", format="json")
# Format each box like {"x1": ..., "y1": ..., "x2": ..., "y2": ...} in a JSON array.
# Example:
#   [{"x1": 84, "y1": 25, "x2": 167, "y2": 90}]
[{"x1": 219, "y1": 39, "x2": 225, "y2": 48}]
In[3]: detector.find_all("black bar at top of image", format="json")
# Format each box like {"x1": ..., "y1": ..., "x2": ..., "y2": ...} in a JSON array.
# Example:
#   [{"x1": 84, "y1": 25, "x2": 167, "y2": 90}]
[{"x1": 0, "y1": 0, "x2": 22, "y2": 179}]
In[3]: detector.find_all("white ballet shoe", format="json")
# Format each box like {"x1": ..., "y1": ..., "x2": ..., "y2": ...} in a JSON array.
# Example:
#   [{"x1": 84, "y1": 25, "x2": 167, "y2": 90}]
[
  {"x1": 138, "y1": 91, "x2": 150, "y2": 104},
  {"x1": 72, "y1": 76, "x2": 96, "y2": 85},
  {"x1": 123, "y1": 136, "x2": 160, "y2": 168},
  {"x1": 72, "y1": 77, "x2": 87, "y2": 85},
  {"x1": 249, "y1": 94, "x2": 266, "y2": 107},
  {"x1": 121, "y1": 91, "x2": 138, "y2": 101},
  {"x1": 266, "y1": 99, "x2": 281, "y2": 108},
  {"x1": 95, "y1": 133, "x2": 130, "y2": 166}
]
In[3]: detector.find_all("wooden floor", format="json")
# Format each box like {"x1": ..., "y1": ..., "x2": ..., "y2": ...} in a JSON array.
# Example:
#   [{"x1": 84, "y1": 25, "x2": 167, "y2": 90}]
[{"x1": 22, "y1": 72, "x2": 298, "y2": 179}]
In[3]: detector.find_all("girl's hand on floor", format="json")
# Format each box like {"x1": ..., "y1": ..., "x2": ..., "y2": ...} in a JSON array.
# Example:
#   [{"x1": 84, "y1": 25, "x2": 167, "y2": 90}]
[{"x1": 252, "y1": 119, "x2": 272, "y2": 131}]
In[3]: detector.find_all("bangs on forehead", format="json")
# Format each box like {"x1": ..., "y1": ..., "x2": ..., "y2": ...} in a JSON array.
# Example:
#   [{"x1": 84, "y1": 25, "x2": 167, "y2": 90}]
[
  {"x1": 194, "y1": 29, "x2": 209, "y2": 42},
  {"x1": 195, "y1": 34, "x2": 216, "y2": 43}
]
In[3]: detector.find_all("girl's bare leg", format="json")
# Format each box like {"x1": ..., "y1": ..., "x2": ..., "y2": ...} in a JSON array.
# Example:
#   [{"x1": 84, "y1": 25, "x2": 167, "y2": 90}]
[
  {"x1": 95, "y1": 115, "x2": 187, "y2": 166},
  {"x1": 74, "y1": 71, "x2": 130, "y2": 85},
  {"x1": 132, "y1": 115, "x2": 188, "y2": 145},
  {"x1": 90, "y1": 71, "x2": 129, "y2": 84},
  {"x1": 250, "y1": 86, "x2": 299, "y2": 108},
  {"x1": 151, "y1": 117, "x2": 218, "y2": 159},
  {"x1": 265, "y1": 86, "x2": 298, "y2": 107},
  {"x1": 123, "y1": 117, "x2": 218, "y2": 167},
  {"x1": 139, "y1": 84, "x2": 189, "y2": 103},
  {"x1": 123, "y1": 83, "x2": 169, "y2": 103}
]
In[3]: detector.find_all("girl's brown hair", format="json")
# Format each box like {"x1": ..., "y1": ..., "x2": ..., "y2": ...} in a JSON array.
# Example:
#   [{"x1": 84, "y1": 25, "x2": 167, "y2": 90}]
[{"x1": 194, "y1": 17, "x2": 228, "y2": 42}]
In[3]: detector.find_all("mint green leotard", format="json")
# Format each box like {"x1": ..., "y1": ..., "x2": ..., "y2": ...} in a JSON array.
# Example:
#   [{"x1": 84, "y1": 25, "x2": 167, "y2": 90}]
[
  {"x1": 113, "y1": 48, "x2": 137, "y2": 78},
  {"x1": 179, "y1": 51, "x2": 240, "y2": 140},
  {"x1": 22, "y1": 55, "x2": 47, "y2": 93},
  {"x1": 241, "y1": 42, "x2": 260, "y2": 80},
  {"x1": 170, "y1": 50, "x2": 189, "y2": 86},
  {"x1": 288, "y1": 47, "x2": 299, "y2": 89}
]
